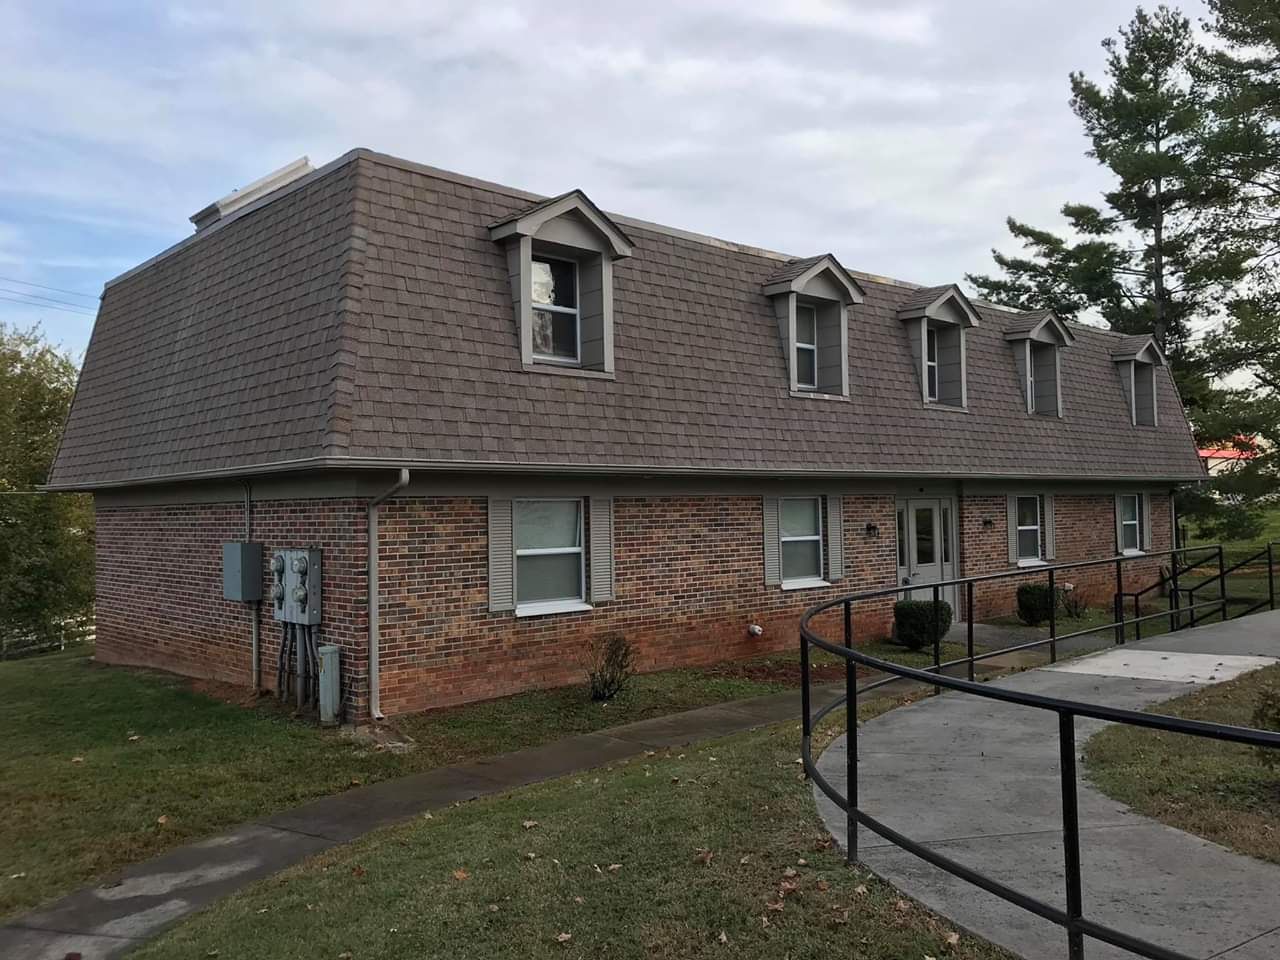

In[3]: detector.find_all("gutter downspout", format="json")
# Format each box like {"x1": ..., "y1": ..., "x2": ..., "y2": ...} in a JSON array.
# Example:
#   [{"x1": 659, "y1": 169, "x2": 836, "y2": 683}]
[
  {"x1": 368, "y1": 468, "x2": 410, "y2": 721},
  {"x1": 242, "y1": 480, "x2": 260, "y2": 691}
]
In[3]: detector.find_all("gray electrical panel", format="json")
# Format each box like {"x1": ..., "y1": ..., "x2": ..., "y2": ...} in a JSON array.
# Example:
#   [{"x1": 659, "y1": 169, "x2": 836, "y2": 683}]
[
  {"x1": 270, "y1": 548, "x2": 322, "y2": 624},
  {"x1": 222, "y1": 542, "x2": 263, "y2": 602},
  {"x1": 318, "y1": 645, "x2": 340, "y2": 726}
]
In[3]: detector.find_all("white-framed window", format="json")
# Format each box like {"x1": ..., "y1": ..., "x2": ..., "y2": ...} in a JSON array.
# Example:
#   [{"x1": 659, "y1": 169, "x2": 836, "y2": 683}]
[
  {"x1": 1016, "y1": 495, "x2": 1045, "y2": 563},
  {"x1": 795, "y1": 304, "x2": 818, "y2": 390},
  {"x1": 530, "y1": 256, "x2": 580, "y2": 363},
  {"x1": 1119, "y1": 493, "x2": 1145, "y2": 553},
  {"x1": 514, "y1": 498, "x2": 585, "y2": 609},
  {"x1": 925, "y1": 327, "x2": 939, "y2": 401},
  {"x1": 781, "y1": 497, "x2": 824, "y2": 585}
]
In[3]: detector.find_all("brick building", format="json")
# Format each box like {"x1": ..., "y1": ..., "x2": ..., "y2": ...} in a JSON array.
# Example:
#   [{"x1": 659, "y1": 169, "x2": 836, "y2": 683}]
[{"x1": 47, "y1": 150, "x2": 1205, "y2": 720}]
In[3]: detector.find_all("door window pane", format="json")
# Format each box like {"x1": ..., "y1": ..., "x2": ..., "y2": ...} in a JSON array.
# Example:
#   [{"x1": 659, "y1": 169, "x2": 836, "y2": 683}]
[
  {"x1": 516, "y1": 500, "x2": 580, "y2": 550},
  {"x1": 516, "y1": 553, "x2": 582, "y2": 604},
  {"x1": 897, "y1": 510, "x2": 906, "y2": 567},
  {"x1": 914, "y1": 508, "x2": 935, "y2": 565},
  {"x1": 782, "y1": 540, "x2": 821, "y2": 580},
  {"x1": 781, "y1": 498, "x2": 820, "y2": 538}
]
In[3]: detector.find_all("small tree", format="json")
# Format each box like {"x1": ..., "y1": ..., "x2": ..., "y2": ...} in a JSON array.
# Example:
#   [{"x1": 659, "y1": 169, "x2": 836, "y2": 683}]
[{"x1": 582, "y1": 633, "x2": 635, "y2": 701}]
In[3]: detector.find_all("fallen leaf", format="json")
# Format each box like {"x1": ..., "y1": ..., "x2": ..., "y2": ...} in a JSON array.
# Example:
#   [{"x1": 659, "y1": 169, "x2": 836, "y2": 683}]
[
  {"x1": 815, "y1": 879, "x2": 831, "y2": 892},
  {"x1": 797, "y1": 858, "x2": 808, "y2": 866},
  {"x1": 945, "y1": 931, "x2": 960, "y2": 947},
  {"x1": 607, "y1": 863, "x2": 622, "y2": 873},
  {"x1": 780, "y1": 879, "x2": 799, "y2": 896},
  {"x1": 422, "y1": 813, "x2": 433, "y2": 821},
  {"x1": 349, "y1": 778, "x2": 361, "y2": 786},
  {"x1": 523, "y1": 820, "x2": 539, "y2": 830},
  {"x1": 573, "y1": 896, "x2": 584, "y2": 904},
  {"x1": 156, "y1": 815, "x2": 169, "y2": 826},
  {"x1": 525, "y1": 852, "x2": 537, "y2": 860},
  {"x1": 718, "y1": 931, "x2": 729, "y2": 944},
  {"x1": 488, "y1": 904, "x2": 499, "y2": 912},
  {"x1": 895, "y1": 899, "x2": 911, "y2": 912},
  {"x1": 555, "y1": 932, "x2": 572, "y2": 944},
  {"x1": 351, "y1": 866, "x2": 367, "y2": 878},
  {"x1": 854, "y1": 884, "x2": 868, "y2": 895},
  {"x1": 739, "y1": 855, "x2": 750, "y2": 865},
  {"x1": 782, "y1": 866, "x2": 798, "y2": 878},
  {"x1": 127, "y1": 735, "x2": 141, "y2": 742},
  {"x1": 9, "y1": 872, "x2": 25, "y2": 880},
  {"x1": 765, "y1": 900, "x2": 784, "y2": 912},
  {"x1": 71, "y1": 757, "x2": 84, "y2": 764},
  {"x1": 338, "y1": 953, "x2": 353, "y2": 959},
  {"x1": 693, "y1": 848, "x2": 713, "y2": 865},
  {"x1": 451, "y1": 868, "x2": 468, "y2": 881}
]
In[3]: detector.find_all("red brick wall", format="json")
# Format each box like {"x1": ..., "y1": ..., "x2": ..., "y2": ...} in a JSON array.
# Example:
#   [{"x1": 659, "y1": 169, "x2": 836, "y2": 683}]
[
  {"x1": 94, "y1": 500, "x2": 370, "y2": 716},
  {"x1": 375, "y1": 494, "x2": 898, "y2": 716},
  {"x1": 958, "y1": 492, "x2": 1173, "y2": 619},
  {"x1": 94, "y1": 488, "x2": 1171, "y2": 720}
]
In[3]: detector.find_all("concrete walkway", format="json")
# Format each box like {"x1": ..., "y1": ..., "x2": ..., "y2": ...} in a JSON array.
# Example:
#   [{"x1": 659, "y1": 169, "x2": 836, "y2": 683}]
[
  {"x1": 2, "y1": 682, "x2": 851, "y2": 960},
  {"x1": 814, "y1": 610, "x2": 1280, "y2": 960}
]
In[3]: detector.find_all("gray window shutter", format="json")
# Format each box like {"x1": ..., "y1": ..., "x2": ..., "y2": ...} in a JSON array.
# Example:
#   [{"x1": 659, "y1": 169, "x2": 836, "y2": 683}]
[
  {"x1": 488, "y1": 498, "x2": 514, "y2": 612},
  {"x1": 1006, "y1": 495, "x2": 1018, "y2": 565},
  {"x1": 1044, "y1": 494, "x2": 1056, "y2": 560},
  {"x1": 589, "y1": 496, "x2": 615, "y2": 602},
  {"x1": 1141, "y1": 494, "x2": 1152, "y2": 551},
  {"x1": 1114, "y1": 494, "x2": 1124, "y2": 553},
  {"x1": 763, "y1": 497, "x2": 781, "y2": 586},
  {"x1": 826, "y1": 495, "x2": 843, "y2": 581}
]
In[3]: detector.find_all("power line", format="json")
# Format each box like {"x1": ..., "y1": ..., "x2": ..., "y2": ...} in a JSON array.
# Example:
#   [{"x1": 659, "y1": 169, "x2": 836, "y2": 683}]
[
  {"x1": 0, "y1": 287, "x2": 98, "y2": 313},
  {"x1": 0, "y1": 295, "x2": 95, "y2": 317},
  {"x1": 0, "y1": 275, "x2": 97, "y2": 301}
]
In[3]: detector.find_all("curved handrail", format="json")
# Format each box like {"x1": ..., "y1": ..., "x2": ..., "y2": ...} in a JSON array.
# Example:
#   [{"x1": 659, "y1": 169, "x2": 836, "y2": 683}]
[{"x1": 799, "y1": 542, "x2": 1280, "y2": 960}]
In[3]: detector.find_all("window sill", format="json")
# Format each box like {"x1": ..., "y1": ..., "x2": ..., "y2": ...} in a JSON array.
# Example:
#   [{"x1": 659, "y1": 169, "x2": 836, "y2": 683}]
[
  {"x1": 789, "y1": 390, "x2": 849, "y2": 402},
  {"x1": 924, "y1": 401, "x2": 969, "y2": 413},
  {"x1": 1016, "y1": 558, "x2": 1048, "y2": 568},
  {"x1": 522, "y1": 363, "x2": 616, "y2": 381},
  {"x1": 1121, "y1": 549, "x2": 1146, "y2": 557},
  {"x1": 515, "y1": 600, "x2": 594, "y2": 618},
  {"x1": 781, "y1": 577, "x2": 831, "y2": 592}
]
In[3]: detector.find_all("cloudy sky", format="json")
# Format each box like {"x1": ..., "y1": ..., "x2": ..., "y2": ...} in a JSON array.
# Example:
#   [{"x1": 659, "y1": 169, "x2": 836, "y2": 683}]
[{"x1": 0, "y1": 0, "x2": 1209, "y2": 357}]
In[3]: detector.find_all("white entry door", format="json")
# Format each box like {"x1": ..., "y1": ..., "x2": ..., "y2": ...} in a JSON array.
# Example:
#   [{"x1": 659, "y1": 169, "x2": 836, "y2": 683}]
[{"x1": 897, "y1": 498, "x2": 956, "y2": 607}]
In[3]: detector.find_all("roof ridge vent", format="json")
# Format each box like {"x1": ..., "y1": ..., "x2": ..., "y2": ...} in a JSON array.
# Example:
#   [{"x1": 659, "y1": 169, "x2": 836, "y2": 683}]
[{"x1": 190, "y1": 156, "x2": 313, "y2": 231}]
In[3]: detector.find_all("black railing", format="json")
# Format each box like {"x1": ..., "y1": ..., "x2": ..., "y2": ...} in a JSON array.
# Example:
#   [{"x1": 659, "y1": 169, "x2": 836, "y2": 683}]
[{"x1": 799, "y1": 543, "x2": 1280, "y2": 960}]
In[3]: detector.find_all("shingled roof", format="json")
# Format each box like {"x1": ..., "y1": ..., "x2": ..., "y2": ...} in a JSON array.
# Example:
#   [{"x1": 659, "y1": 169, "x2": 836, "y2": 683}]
[{"x1": 47, "y1": 149, "x2": 1205, "y2": 489}]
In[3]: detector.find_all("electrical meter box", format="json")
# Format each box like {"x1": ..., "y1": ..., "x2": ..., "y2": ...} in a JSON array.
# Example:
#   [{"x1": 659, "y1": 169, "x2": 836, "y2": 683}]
[
  {"x1": 222, "y1": 542, "x2": 263, "y2": 602},
  {"x1": 270, "y1": 548, "x2": 322, "y2": 624}
]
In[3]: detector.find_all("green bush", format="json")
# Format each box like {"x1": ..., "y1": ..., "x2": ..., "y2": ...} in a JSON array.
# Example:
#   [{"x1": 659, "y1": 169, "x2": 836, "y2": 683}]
[
  {"x1": 1254, "y1": 684, "x2": 1280, "y2": 770},
  {"x1": 1016, "y1": 583, "x2": 1057, "y2": 626},
  {"x1": 893, "y1": 600, "x2": 953, "y2": 652}
]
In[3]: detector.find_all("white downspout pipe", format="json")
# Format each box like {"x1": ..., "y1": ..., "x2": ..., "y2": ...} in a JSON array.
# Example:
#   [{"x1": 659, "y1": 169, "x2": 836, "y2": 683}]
[{"x1": 367, "y1": 468, "x2": 410, "y2": 721}]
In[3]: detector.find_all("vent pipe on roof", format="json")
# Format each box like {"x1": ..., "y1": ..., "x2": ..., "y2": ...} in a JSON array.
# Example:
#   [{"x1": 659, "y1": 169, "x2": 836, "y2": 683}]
[{"x1": 189, "y1": 156, "x2": 314, "y2": 231}]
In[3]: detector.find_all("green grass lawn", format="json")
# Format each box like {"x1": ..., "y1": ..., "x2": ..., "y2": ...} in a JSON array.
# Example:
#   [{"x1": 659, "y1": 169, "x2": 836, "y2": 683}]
[
  {"x1": 1187, "y1": 504, "x2": 1280, "y2": 567},
  {"x1": 133, "y1": 705, "x2": 1012, "y2": 960},
  {"x1": 1084, "y1": 663, "x2": 1280, "y2": 865},
  {"x1": 0, "y1": 637, "x2": 949, "y2": 920}
]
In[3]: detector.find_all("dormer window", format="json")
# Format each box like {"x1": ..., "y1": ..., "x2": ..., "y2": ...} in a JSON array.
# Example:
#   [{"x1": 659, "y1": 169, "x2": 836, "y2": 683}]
[
  {"x1": 795, "y1": 304, "x2": 818, "y2": 389},
  {"x1": 1004, "y1": 311, "x2": 1074, "y2": 417},
  {"x1": 1110, "y1": 336, "x2": 1165, "y2": 427},
  {"x1": 896, "y1": 284, "x2": 981, "y2": 409},
  {"x1": 925, "y1": 327, "x2": 939, "y2": 400},
  {"x1": 490, "y1": 189, "x2": 633, "y2": 376},
  {"x1": 531, "y1": 256, "x2": 579, "y2": 363},
  {"x1": 762, "y1": 254, "x2": 865, "y2": 399}
]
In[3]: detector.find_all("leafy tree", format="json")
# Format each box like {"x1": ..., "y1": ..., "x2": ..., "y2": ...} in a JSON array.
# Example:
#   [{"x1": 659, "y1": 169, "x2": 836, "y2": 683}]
[{"x1": 0, "y1": 324, "x2": 94, "y2": 656}]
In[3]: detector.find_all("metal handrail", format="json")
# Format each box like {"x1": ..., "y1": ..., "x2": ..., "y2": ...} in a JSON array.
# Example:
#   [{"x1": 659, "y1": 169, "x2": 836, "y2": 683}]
[{"x1": 799, "y1": 541, "x2": 1280, "y2": 960}]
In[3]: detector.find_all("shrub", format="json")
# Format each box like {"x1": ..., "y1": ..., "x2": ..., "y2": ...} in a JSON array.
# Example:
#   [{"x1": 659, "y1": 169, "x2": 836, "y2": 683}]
[
  {"x1": 1016, "y1": 583, "x2": 1057, "y2": 626},
  {"x1": 582, "y1": 632, "x2": 635, "y2": 701},
  {"x1": 1254, "y1": 684, "x2": 1280, "y2": 770},
  {"x1": 1059, "y1": 582, "x2": 1087, "y2": 620},
  {"x1": 893, "y1": 600, "x2": 953, "y2": 652}
]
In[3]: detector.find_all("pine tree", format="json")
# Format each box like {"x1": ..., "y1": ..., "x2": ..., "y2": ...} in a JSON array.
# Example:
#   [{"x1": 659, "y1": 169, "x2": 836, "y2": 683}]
[{"x1": 967, "y1": 6, "x2": 1252, "y2": 431}]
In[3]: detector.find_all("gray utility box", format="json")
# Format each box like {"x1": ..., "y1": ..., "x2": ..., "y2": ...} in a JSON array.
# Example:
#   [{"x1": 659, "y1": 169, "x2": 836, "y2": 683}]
[
  {"x1": 270, "y1": 548, "x2": 322, "y2": 624},
  {"x1": 222, "y1": 542, "x2": 263, "y2": 602},
  {"x1": 317, "y1": 645, "x2": 340, "y2": 726}
]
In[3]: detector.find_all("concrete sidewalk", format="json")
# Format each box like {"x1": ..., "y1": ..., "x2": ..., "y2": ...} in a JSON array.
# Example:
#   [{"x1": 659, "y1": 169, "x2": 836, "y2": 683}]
[
  {"x1": 815, "y1": 610, "x2": 1280, "y2": 960},
  {"x1": 1, "y1": 682, "x2": 848, "y2": 960}
]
